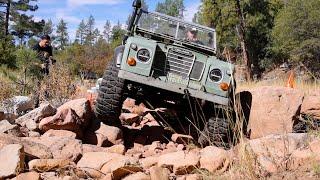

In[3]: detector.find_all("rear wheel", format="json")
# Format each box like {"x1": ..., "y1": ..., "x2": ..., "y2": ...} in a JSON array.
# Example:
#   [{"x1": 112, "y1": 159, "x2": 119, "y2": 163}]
[{"x1": 95, "y1": 62, "x2": 126, "y2": 126}]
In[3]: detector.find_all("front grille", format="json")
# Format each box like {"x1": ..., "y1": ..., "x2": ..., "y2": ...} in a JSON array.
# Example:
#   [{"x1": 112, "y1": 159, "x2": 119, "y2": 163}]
[{"x1": 166, "y1": 48, "x2": 195, "y2": 78}]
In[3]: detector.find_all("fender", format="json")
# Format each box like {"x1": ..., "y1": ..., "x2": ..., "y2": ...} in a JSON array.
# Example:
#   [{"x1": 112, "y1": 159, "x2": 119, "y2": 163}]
[{"x1": 114, "y1": 45, "x2": 125, "y2": 68}]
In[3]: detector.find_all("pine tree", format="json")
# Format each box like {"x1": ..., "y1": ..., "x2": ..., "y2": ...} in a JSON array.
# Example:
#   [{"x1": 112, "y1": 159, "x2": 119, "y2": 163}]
[
  {"x1": 76, "y1": 19, "x2": 86, "y2": 45},
  {"x1": 0, "y1": 0, "x2": 41, "y2": 38},
  {"x1": 56, "y1": 19, "x2": 69, "y2": 50},
  {"x1": 103, "y1": 20, "x2": 111, "y2": 42},
  {"x1": 111, "y1": 20, "x2": 125, "y2": 45},
  {"x1": 155, "y1": 0, "x2": 185, "y2": 18},
  {"x1": 11, "y1": 14, "x2": 44, "y2": 45},
  {"x1": 42, "y1": 19, "x2": 54, "y2": 37},
  {"x1": 93, "y1": 28, "x2": 100, "y2": 44},
  {"x1": 84, "y1": 15, "x2": 95, "y2": 45}
]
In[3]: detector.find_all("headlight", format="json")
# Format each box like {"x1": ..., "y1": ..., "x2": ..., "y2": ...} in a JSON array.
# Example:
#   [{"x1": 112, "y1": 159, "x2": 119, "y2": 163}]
[
  {"x1": 130, "y1": 43, "x2": 138, "y2": 50},
  {"x1": 209, "y1": 69, "x2": 223, "y2": 82},
  {"x1": 137, "y1": 48, "x2": 151, "y2": 62}
]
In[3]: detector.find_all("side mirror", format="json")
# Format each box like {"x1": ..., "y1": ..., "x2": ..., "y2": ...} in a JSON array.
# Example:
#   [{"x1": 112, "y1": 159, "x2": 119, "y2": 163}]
[{"x1": 132, "y1": 0, "x2": 142, "y2": 8}]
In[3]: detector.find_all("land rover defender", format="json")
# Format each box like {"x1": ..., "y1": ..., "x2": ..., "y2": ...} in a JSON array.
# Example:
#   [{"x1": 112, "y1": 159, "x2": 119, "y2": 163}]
[{"x1": 95, "y1": 0, "x2": 236, "y2": 147}]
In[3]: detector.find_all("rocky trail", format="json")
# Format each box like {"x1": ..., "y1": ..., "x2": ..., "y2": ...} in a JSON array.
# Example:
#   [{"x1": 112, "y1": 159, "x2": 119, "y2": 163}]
[{"x1": 0, "y1": 86, "x2": 320, "y2": 180}]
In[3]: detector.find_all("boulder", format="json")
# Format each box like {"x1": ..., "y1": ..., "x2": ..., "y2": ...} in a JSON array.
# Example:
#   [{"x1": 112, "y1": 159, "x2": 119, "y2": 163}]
[
  {"x1": 100, "y1": 155, "x2": 142, "y2": 180},
  {"x1": 14, "y1": 172, "x2": 40, "y2": 180},
  {"x1": 176, "y1": 174, "x2": 202, "y2": 180},
  {"x1": 0, "y1": 120, "x2": 19, "y2": 133},
  {"x1": 140, "y1": 157, "x2": 159, "y2": 169},
  {"x1": 77, "y1": 152, "x2": 122, "y2": 177},
  {"x1": 28, "y1": 159, "x2": 72, "y2": 172},
  {"x1": 42, "y1": 129, "x2": 77, "y2": 139},
  {"x1": 120, "y1": 113, "x2": 140, "y2": 125},
  {"x1": 57, "y1": 98, "x2": 94, "y2": 127},
  {"x1": 257, "y1": 156, "x2": 278, "y2": 173},
  {"x1": 158, "y1": 151, "x2": 200, "y2": 175},
  {"x1": 28, "y1": 131, "x2": 41, "y2": 137},
  {"x1": 82, "y1": 144, "x2": 125, "y2": 155},
  {"x1": 123, "y1": 98, "x2": 136, "y2": 110},
  {"x1": 39, "y1": 108, "x2": 83, "y2": 138},
  {"x1": 15, "y1": 103, "x2": 57, "y2": 131},
  {"x1": 149, "y1": 166, "x2": 170, "y2": 180},
  {"x1": 0, "y1": 133, "x2": 52, "y2": 159},
  {"x1": 171, "y1": 134, "x2": 194, "y2": 144},
  {"x1": 248, "y1": 133, "x2": 308, "y2": 157},
  {"x1": 123, "y1": 172, "x2": 150, "y2": 180},
  {"x1": 84, "y1": 121, "x2": 123, "y2": 147},
  {"x1": 199, "y1": 146, "x2": 230, "y2": 173},
  {"x1": 301, "y1": 95, "x2": 320, "y2": 120},
  {"x1": 12, "y1": 96, "x2": 33, "y2": 115},
  {"x1": 0, "y1": 144, "x2": 24, "y2": 179},
  {"x1": 24, "y1": 136, "x2": 82, "y2": 162},
  {"x1": 246, "y1": 87, "x2": 304, "y2": 139}
]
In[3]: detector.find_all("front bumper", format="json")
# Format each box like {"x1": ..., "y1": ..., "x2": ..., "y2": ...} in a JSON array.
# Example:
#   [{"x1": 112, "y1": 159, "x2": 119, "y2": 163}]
[{"x1": 118, "y1": 70, "x2": 230, "y2": 106}]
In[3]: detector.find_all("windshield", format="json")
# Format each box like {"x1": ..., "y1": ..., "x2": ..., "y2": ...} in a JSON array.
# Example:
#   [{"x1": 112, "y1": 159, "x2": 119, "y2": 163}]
[{"x1": 137, "y1": 10, "x2": 216, "y2": 50}]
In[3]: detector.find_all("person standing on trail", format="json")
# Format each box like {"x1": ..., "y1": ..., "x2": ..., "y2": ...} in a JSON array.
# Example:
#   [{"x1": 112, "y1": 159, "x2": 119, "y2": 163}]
[
  {"x1": 33, "y1": 35, "x2": 55, "y2": 75},
  {"x1": 32, "y1": 35, "x2": 55, "y2": 107}
]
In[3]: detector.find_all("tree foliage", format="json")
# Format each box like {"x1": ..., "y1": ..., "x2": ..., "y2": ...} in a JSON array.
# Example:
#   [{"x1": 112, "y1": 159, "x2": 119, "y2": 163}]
[
  {"x1": 197, "y1": 0, "x2": 284, "y2": 72},
  {"x1": 155, "y1": 0, "x2": 184, "y2": 18},
  {"x1": 272, "y1": 0, "x2": 320, "y2": 77},
  {"x1": 56, "y1": 19, "x2": 69, "y2": 50}
]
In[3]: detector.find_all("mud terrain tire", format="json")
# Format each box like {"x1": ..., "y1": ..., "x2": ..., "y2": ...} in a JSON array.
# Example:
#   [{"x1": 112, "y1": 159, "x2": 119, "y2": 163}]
[
  {"x1": 95, "y1": 62, "x2": 125, "y2": 126},
  {"x1": 198, "y1": 117, "x2": 231, "y2": 148}
]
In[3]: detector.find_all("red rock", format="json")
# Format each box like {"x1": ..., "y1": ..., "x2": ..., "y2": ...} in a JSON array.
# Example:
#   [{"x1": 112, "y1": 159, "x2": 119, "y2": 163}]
[
  {"x1": 310, "y1": 139, "x2": 320, "y2": 153},
  {"x1": 257, "y1": 156, "x2": 278, "y2": 173},
  {"x1": 177, "y1": 174, "x2": 202, "y2": 180},
  {"x1": 42, "y1": 129, "x2": 77, "y2": 139},
  {"x1": 123, "y1": 98, "x2": 136, "y2": 110},
  {"x1": 24, "y1": 136, "x2": 82, "y2": 162},
  {"x1": 122, "y1": 172, "x2": 150, "y2": 180},
  {"x1": 58, "y1": 98, "x2": 94, "y2": 127},
  {"x1": 100, "y1": 155, "x2": 142, "y2": 180},
  {"x1": 148, "y1": 141, "x2": 163, "y2": 151},
  {"x1": 28, "y1": 159, "x2": 71, "y2": 172},
  {"x1": 140, "y1": 156, "x2": 159, "y2": 169},
  {"x1": 15, "y1": 103, "x2": 57, "y2": 130},
  {"x1": 200, "y1": 146, "x2": 230, "y2": 173},
  {"x1": 158, "y1": 151, "x2": 200, "y2": 175},
  {"x1": 0, "y1": 144, "x2": 24, "y2": 179},
  {"x1": 0, "y1": 133, "x2": 52, "y2": 159},
  {"x1": 171, "y1": 134, "x2": 194, "y2": 144},
  {"x1": 39, "y1": 108, "x2": 83, "y2": 138},
  {"x1": 248, "y1": 133, "x2": 308, "y2": 157},
  {"x1": 15, "y1": 172, "x2": 40, "y2": 180},
  {"x1": 246, "y1": 87, "x2": 304, "y2": 139},
  {"x1": 289, "y1": 149, "x2": 314, "y2": 170},
  {"x1": 301, "y1": 95, "x2": 320, "y2": 119},
  {"x1": 77, "y1": 152, "x2": 122, "y2": 174},
  {"x1": 120, "y1": 113, "x2": 140, "y2": 125},
  {"x1": 84, "y1": 122, "x2": 123, "y2": 147},
  {"x1": 149, "y1": 166, "x2": 170, "y2": 180}
]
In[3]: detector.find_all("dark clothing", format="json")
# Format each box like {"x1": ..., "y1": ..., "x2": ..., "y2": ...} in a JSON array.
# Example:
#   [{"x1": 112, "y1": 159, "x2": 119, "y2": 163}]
[{"x1": 33, "y1": 43, "x2": 53, "y2": 62}]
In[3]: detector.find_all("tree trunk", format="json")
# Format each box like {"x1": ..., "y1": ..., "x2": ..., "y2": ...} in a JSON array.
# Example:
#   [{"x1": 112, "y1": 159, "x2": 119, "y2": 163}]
[
  {"x1": 5, "y1": 0, "x2": 10, "y2": 36},
  {"x1": 235, "y1": 0, "x2": 252, "y2": 81}
]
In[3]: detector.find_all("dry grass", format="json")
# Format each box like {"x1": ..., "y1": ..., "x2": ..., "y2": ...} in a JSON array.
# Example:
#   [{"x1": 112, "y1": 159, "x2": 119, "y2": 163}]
[
  {"x1": 39, "y1": 63, "x2": 77, "y2": 107},
  {"x1": 237, "y1": 78, "x2": 320, "y2": 95},
  {"x1": 0, "y1": 75, "x2": 16, "y2": 102}
]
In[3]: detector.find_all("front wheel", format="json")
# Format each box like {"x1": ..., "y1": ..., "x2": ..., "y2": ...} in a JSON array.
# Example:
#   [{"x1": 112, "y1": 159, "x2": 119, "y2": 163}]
[
  {"x1": 198, "y1": 117, "x2": 232, "y2": 148},
  {"x1": 95, "y1": 62, "x2": 126, "y2": 126}
]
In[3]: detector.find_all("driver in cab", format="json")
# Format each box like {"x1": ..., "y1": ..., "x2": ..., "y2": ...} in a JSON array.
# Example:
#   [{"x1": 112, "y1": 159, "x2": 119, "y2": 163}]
[{"x1": 186, "y1": 27, "x2": 203, "y2": 45}]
